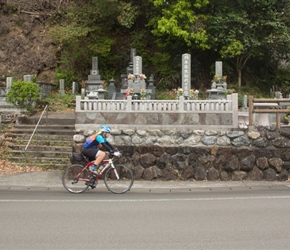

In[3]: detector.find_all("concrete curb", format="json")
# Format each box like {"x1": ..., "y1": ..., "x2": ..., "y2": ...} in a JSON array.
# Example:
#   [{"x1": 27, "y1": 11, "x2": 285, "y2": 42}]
[{"x1": 0, "y1": 170, "x2": 289, "y2": 190}]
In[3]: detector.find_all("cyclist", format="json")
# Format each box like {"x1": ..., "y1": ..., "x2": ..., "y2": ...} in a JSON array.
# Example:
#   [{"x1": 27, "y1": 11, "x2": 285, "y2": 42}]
[{"x1": 81, "y1": 125, "x2": 121, "y2": 174}]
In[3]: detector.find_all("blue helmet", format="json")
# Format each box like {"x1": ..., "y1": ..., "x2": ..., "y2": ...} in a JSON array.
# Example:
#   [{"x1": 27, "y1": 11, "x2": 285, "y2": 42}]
[{"x1": 100, "y1": 125, "x2": 111, "y2": 133}]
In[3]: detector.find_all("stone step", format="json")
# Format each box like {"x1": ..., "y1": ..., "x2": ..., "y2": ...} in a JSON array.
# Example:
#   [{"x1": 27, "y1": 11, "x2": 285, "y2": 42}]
[
  {"x1": 8, "y1": 144, "x2": 72, "y2": 151},
  {"x1": 17, "y1": 113, "x2": 75, "y2": 125},
  {"x1": 2, "y1": 112, "x2": 76, "y2": 170},
  {"x1": 5, "y1": 138, "x2": 72, "y2": 146},
  {"x1": 7, "y1": 149, "x2": 71, "y2": 158},
  {"x1": 6, "y1": 128, "x2": 75, "y2": 135},
  {"x1": 5, "y1": 132, "x2": 73, "y2": 140},
  {"x1": 13, "y1": 124, "x2": 75, "y2": 130}
]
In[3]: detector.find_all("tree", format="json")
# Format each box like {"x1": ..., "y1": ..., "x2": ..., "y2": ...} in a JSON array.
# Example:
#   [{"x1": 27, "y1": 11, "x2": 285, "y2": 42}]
[
  {"x1": 50, "y1": 0, "x2": 140, "y2": 84},
  {"x1": 148, "y1": 0, "x2": 210, "y2": 49},
  {"x1": 207, "y1": 0, "x2": 290, "y2": 88}
]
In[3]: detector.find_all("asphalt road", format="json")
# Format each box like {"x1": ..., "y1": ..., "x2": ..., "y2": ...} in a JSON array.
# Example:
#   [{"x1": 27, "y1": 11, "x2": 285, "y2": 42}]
[{"x1": 1, "y1": 182, "x2": 290, "y2": 250}]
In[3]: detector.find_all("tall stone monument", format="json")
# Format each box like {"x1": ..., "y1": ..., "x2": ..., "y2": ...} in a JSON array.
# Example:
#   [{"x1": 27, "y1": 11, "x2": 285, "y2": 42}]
[
  {"x1": 133, "y1": 56, "x2": 142, "y2": 76},
  {"x1": 182, "y1": 53, "x2": 191, "y2": 98},
  {"x1": 215, "y1": 61, "x2": 222, "y2": 77},
  {"x1": 86, "y1": 57, "x2": 104, "y2": 97},
  {"x1": 126, "y1": 48, "x2": 136, "y2": 75}
]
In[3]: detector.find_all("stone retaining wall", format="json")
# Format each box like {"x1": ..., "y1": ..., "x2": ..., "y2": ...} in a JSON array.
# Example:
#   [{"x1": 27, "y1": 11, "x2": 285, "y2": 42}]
[{"x1": 72, "y1": 126, "x2": 290, "y2": 181}]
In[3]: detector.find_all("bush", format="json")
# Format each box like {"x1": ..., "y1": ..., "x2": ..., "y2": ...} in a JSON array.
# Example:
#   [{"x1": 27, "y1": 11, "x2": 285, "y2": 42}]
[{"x1": 7, "y1": 80, "x2": 41, "y2": 108}]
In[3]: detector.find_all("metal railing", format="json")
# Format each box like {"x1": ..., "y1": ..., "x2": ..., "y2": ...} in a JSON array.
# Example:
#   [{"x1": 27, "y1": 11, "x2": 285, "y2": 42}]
[{"x1": 24, "y1": 105, "x2": 48, "y2": 167}]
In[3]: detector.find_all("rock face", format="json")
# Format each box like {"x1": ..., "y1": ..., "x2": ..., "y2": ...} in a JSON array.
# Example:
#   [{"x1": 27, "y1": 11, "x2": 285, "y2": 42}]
[
  {"x1": 0, "y1": 0, "x2": 66, "y2": 83},
  {"x1": 72, "y1": 126, "x2": 290, "y2": 181}
]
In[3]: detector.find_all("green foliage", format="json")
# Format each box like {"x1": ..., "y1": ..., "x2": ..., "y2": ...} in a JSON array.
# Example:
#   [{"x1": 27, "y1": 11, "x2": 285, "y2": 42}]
[
  {"x1": 7, "y1": 80, "x2": 41, "y2": 107},
  {"x1": 117, "y1": 2, "x2": 139, "y2": 28},
  {"x1": 207, "y1": 0, "x2": 290, "y2": 87},
  {"x1": 149, "y1": 0, "x2": 210, "y2": 49},
  {"x1": 156, "y1": 89, "x2": 175, "y2": 100},
  {"x1": 34, "y1": 0, "x2": 290, "y2": 97},
  {"x1": 274, "y1": 67, "x2": 290, "y2": 97},
  {"x1": 43, "y1": 92, "x2": 76, "y2": 112}
]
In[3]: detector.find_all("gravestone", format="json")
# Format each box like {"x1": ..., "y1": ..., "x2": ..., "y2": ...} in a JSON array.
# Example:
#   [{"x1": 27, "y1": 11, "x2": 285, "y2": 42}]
[
  {"x1": 85, "y1": 57, "x2": 105, "y2": 99},
  {"x1": 215, "y1": 61, "x2": 222, "y2": 77},
  {"x1": 182, "y1": 53, "x2": 191, "y2": 98},
  {"x1": 133, "y1": 56, "x2": 142, "y2": 76},
  {"x1": 107, "y1": 78, "x2": 116, "y2": 99},
  {"x1": 59, "y1": 79, "x2": 65, "y2": 94},
  {"x1": 72, "y1": 81, "x2": 78, "y2": 94},
  {"x1": 6, "y1": 77, "x2": 12, "y2": 90},
  {"x1": 206, "y1": 61, "x2": 227, "y2": 100},
  {"x1": 126, "y1": 48, "x2": 136, "y2": 75},
  {"x1": 0, "y1": 77, "x2": 13, "y2": 105},
  {"x1": 23, "y1": 75, "x2": 33, "y2": 82}
]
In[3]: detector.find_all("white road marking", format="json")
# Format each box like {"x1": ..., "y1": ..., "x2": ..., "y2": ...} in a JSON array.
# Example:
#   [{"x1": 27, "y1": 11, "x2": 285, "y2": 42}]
[{"x1": 1, "y1": 196, "x2": 290, "y2": 202}]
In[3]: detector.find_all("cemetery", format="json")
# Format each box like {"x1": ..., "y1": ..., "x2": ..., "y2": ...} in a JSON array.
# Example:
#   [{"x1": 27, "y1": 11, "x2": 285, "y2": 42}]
[{"x1": 0, "y1": 49, "x2": 290, "y2": 181}]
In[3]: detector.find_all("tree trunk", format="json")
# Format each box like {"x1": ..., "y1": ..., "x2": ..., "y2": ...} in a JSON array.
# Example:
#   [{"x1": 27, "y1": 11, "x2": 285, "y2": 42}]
[{"x1": 238, "y1": 68, "x2": 242, "y2": 89}]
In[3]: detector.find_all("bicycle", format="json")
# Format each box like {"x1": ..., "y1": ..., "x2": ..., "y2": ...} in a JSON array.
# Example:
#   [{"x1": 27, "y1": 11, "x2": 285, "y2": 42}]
[{"x1": 62, "y1": 152, "x2": 134, "y2": 194}]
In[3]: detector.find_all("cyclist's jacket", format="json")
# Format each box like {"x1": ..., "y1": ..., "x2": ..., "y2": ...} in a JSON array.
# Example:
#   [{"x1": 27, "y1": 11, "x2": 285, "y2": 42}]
[{"x1": 83, "y1": 131, "x2": 115, "y2": 153}]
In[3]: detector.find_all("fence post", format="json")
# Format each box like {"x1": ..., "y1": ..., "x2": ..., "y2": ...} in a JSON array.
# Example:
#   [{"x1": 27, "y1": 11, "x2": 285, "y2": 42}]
[
  {"x1": 76, "y1": 96, "x2": 81, "y2": 111},
  {"x1": 231, "y1": 93, "x2": 238, "y2": 128},
  {"x1": 127, "y1": 95, "x2": 132, "y2": 112},
  {"x1": 179, "y1": 95, "x2": 184, "y2": 111}
]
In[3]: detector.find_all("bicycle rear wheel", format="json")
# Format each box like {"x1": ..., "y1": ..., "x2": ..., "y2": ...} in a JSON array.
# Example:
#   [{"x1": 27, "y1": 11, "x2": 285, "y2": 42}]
[
  {"x1": 62, "y1": 164, "x2": 90, "y2": 194},
  {"x1": 104, "y1": 165, "x2": 134, "y2": 194}
]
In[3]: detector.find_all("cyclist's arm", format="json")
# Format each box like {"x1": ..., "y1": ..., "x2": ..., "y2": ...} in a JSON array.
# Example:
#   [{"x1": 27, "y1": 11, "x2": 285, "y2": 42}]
[
  {"x1": 101, "y1": 141, "x2": 115, "y2": 153},
  {"x1": 96, "y1": 134, "x2": 115, "y2": 153}
]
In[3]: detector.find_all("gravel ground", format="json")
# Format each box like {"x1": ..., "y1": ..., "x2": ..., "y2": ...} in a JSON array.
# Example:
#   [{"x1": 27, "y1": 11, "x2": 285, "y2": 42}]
[{"x1": 0, "y1": 160, "x2": 50, "y2": 175}]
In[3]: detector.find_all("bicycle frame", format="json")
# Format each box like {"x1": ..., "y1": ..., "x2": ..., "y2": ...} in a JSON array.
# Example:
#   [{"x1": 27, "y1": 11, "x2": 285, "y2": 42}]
[{"x1": 74, "y1": 157, "x2": 119, "y2": 183}]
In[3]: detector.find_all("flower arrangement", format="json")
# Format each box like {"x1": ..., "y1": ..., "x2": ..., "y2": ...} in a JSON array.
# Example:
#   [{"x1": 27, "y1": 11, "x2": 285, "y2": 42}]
[
  {"x1": 190, "y1": 89, "x2": 199, "y2": 100},
  {"x1": 140, "y1": 88, "x2": 147, "y2": 100},
  {"x1": 173, "y1": 87, "x2": 184, "y2": 99},
  {"x1": 125, "y1": 87, "x2": 134, "y2": 97},
  {"x1": 139, "y1": 74, "x2": 147, "y2": 80},
  {"x1": 212, "y1": 75, "x2": 227, "y2": 83},
  {"x1": 127, "y1": 74, "x2": 135, "y2": 80}
]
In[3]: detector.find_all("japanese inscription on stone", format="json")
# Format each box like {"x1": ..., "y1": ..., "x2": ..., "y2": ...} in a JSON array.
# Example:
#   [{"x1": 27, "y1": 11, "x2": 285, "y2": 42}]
[
  {"x1": 133, "y1": 56, "x2": 142, "y2": 76},
  {"x1": 215, "y1": 61, "x2": 222, "y2": 77},
  {"x1": 182, "y1": 53, "x2": 191, "y2": 97}
]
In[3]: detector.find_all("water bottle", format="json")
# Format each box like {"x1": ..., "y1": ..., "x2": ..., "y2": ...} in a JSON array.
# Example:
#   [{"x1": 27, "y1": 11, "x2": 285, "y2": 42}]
[{"x1": 98, "y1": 164, "x2": 104, "y2": 174}]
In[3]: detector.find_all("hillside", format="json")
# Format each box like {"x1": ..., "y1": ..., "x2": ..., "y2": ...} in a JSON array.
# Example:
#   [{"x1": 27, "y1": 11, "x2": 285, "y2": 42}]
[{"x1": 0, "y1": 0, "x2": 68, "y2": 85}]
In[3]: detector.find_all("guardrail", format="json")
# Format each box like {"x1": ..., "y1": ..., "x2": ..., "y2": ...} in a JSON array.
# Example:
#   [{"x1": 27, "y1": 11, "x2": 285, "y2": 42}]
[{"x1": 249, "y1": 96, "x2": 290, "y2": 128}]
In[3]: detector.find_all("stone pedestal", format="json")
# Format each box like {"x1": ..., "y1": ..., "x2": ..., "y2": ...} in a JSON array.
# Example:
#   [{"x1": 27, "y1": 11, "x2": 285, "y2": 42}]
[{"x1": 128, "y1": 79, "x2": 146, "y2": 93}]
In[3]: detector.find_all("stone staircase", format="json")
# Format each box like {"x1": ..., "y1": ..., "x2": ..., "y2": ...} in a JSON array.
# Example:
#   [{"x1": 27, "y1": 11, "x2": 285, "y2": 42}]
[{"x1": 2, "y1": 112, "x2": 75, "y2": 169}]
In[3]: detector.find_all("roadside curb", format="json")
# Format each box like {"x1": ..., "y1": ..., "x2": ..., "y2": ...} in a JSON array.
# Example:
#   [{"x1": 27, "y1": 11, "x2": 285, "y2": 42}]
[{"x1": 0, "y1": 170, "x2": 289, "y2": 190}]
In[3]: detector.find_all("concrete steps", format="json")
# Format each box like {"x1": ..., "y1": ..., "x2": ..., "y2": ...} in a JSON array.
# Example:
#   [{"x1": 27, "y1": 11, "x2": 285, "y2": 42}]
[{"x1": 2, "y1": 116, "x2": 75, "y2": 169}]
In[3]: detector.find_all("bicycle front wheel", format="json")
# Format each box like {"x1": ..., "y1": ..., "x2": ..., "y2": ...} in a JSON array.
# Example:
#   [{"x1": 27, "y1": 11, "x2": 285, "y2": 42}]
[
  {"x1": 104, "y1": 165, "x2": 134, "y2": 194},
  {"x1": 62, "y1": 164, "x2": 90, "y2": 194}
]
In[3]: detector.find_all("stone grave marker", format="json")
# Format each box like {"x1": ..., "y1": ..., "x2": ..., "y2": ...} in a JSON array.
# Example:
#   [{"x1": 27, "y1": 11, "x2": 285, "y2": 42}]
[{"x1": 182, "y1": 53, "x2": 191, "y2": 98}]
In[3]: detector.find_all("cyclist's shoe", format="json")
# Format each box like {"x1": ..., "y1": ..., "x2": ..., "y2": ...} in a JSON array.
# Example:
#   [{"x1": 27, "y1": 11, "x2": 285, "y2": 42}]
[
  {"x1": 86, "y1": 176, "x2": 96, "y2": 189},
  {"x1": 89, "y1": 165, "x2": 100, "y2": 175}
]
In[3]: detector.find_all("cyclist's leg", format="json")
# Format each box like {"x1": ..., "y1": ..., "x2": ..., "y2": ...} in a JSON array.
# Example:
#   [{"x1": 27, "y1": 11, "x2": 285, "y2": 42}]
[
  {"x1": 94, "y1": 150, "x2": 106, "y2": 167},
  {"x1": 104, "y1": 165, "x2": 134, "y2": 194}
]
